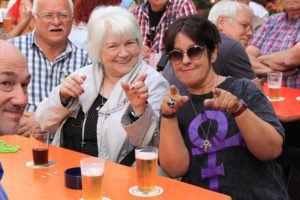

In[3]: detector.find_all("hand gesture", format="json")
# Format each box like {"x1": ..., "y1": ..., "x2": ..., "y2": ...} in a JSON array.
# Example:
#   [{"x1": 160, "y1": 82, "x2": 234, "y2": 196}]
[
  {"x1": 204, "y1": 88, "x2": 241, "y2": 113},
  {"x1": 60, "y1": 74, "x2": 86, "y2": 104},
  {"x1": 121, "y1": 73, "x2": 148, "y2": 116},
  {"x1": 161, "y1": 85, "x2": 189, "y2": 115}
]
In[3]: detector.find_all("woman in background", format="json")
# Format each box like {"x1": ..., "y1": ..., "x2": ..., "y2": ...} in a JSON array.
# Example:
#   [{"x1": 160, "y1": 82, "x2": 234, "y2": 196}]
[{"x1": 69, "y1": 0, "x2": 121, "y2": 50}]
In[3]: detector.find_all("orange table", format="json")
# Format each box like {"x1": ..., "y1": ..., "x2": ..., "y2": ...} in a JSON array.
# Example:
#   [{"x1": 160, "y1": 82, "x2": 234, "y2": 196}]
[
  {"x1": 263, "y1": 84, "x2": 300, "y2": 122},
  {"x1": 0, "y1": 135, "x2": 231, "y2": 200}
]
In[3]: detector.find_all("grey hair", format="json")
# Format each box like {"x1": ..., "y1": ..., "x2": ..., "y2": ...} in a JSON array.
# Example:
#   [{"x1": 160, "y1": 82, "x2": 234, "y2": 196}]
[
  {"x1": 32, "y1": 0, "x2": 74, "y2": 14},
  {"x1": 208, "y1": 1, "x2": 253, "y2": 25},
  {"x1": 87, "y1": 6, "x2": 142, "y2": 64}
]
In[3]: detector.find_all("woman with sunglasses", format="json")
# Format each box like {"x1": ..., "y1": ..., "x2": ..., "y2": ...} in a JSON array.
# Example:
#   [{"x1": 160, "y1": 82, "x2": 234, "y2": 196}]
[{"x1": 159, "y1": 15, "x2": 289, "y2": 199}]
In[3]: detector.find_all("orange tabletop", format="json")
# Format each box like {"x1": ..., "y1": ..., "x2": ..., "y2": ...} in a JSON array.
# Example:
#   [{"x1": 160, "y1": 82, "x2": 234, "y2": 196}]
[
  {"x1": 263, "y1": 84, "x2": 300, "y2": 122},
  {"x1": 0, "y1": 135, "x2": 231, "y2": 200}
]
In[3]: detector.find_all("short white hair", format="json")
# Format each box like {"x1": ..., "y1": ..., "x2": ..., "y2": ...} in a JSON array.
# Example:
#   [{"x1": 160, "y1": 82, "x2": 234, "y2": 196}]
[
  {"x1": 208, "y1": 1, "x2": 252, "y2": 25},
  {"x1": 87, "y1": 6, "x2": 142, "y2": 64},
  {"x1": 32, "y1": 0, "x2": 73, "y2": 14}
]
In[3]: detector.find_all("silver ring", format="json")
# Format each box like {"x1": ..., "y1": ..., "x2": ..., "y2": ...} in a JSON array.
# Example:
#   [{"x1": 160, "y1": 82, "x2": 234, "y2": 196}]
[{"x1": 167, "y1": 98, "x2": 176, "y2": 108}]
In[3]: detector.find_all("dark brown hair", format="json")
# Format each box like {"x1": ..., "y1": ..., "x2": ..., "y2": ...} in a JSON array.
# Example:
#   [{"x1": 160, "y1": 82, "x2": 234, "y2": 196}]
[{"x1": 164, "y1": 15, "x2": 221, "y2": 59}]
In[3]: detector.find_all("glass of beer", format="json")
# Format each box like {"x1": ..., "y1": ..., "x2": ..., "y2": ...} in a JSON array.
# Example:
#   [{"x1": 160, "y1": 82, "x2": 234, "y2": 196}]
[
  {"x1": 30, "y1": 130, "x2": 49, "y2": 166},
  {"x1": 268, "y1": 71, "x2": 283, "y2": 100},
  {"x1": 135, "y1": 146, "x2": 158, "y2": 193},
  {"x1": 80, "y1": 157, "x2": 105, "y2": 200}
]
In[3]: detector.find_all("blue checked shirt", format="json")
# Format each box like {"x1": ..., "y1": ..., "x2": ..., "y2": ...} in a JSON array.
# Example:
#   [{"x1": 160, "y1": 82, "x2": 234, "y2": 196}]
[{"x1": 9, "y1": 32, "x2": 91, "y2": 112}]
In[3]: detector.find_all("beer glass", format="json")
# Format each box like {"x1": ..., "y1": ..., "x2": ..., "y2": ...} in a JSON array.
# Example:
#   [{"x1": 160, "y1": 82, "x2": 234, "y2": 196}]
[
  {"x1": 268, "y1": 71, "x2": 283, "y2": 100},
  {"x1": 135, "y1": 146, "x2": 158, "y2": 193},
  {"x1": 30, "y1": 130, "x2": 49, "y2": 166},
  {"x1": 80, "y1": 157, "x2": 105, "y2": 200}
]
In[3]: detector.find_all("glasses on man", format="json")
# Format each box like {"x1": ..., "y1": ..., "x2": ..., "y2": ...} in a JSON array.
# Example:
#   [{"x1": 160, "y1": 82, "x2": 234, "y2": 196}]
[
  {"x1": 168, "y1": 45, "x2": 205, "y2": 65},
  {"x1": 35, "y1": 12, "x2": 72, "y2": 22},
  {"x1": 227, "y1": 17, "x2": 253, "y2": 33}
]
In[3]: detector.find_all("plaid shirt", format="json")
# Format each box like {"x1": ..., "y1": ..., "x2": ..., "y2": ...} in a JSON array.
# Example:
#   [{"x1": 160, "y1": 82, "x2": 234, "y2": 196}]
[
  {"x1": 132, "y1": 0, "x2": 196, "y2": 53},
  {"x1": 249, "y1": 13, "x2": 300, "y2": 88},
  {"x1": 9, "y1": 32, "x2": 91, "y2": 112}
]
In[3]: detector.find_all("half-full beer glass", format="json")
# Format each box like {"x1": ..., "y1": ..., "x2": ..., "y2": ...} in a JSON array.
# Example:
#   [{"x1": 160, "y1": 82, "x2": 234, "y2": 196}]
[
  {"x1": 268, "y1": 71, "x2": 282, "y2": 100},
  {"x1": 135, "y1": 146, "x2": 158, "y2": 193},
  {"x1": 80, "y1": 157, "x2": 105, "y2": 200},
  {"x1": 30, "y1": 130, "x2": 49, "y2": 166}
]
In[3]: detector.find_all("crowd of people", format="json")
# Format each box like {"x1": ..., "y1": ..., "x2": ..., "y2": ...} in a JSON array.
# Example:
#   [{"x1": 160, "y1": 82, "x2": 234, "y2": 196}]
[{"x1": 1, "y1": 0, "x2": 299, "y2": 199}]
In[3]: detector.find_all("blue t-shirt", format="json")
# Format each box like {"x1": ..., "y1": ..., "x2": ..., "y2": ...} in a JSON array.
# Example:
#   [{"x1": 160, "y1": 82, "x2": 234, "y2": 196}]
[{"x1": 0, "y1": 162, "x2": 8, "y2": 200}]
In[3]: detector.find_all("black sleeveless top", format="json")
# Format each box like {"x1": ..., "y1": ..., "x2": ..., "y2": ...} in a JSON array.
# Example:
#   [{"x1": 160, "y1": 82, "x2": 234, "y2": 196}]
[{"x1": 62, "y1": 94, "x2": 107, "y2": 156}]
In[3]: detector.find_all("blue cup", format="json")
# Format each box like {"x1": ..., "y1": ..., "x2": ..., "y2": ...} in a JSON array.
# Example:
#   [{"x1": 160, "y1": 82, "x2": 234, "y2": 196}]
[{"x1": 64, "y1": 167, "x2": 82, "y2": 190}]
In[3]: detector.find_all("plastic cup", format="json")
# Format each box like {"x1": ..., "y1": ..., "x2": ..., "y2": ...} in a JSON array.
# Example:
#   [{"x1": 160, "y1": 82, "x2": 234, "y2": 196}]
[
  {"x1": 268, "y1": 71, "x2": 282, "y2": 100},
  {"x1": 80, "y1": 157, "x2": 105, "y2": 200},
  {"x1": 30, "y1": 130, "x2": 49, "y2": 166},
  {"x1": 135, "y1": 146, "x2": 158, "y2": 193}
]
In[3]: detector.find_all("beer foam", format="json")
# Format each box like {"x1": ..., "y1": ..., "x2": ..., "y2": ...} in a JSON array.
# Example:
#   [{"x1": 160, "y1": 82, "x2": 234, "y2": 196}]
[
  {"x1": 81, "y1": 167, "x2": 104, "y2": 176},
  {"x1": 268, "y1": 85, "x2": 281, "y2": 89},
  {"x1": 136, "y1": 152, "x2": 158, "y2": 160}
]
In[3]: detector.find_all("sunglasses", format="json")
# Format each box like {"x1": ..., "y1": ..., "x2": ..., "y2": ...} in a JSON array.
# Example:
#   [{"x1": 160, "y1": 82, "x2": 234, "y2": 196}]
[{"x1": 168, "y1": 45, "x2": 205, "y2": 65}]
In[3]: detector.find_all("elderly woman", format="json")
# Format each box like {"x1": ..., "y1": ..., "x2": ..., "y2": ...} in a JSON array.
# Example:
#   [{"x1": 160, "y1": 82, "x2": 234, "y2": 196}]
[
  {"x1": 159, "y1": 15, "x2": 289, "y2": 199},
  {"x1": 35, "y1": 6, "x2": 169, "y2": 164}
]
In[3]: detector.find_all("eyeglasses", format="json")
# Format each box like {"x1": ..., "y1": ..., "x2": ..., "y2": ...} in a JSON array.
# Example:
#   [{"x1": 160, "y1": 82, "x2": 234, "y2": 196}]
[
  {"x1": 35, "y1": 12, "x2": 72, "y2": 22},
  {"x1": 236, "y1": 20, "x2": 252, "y2": 32},
  {"x1": 228, "y1": 17, "x2": 253, "y2": 33},
  {"x1": 168, "y1": 45, "x2": 205, "y2": 65}
]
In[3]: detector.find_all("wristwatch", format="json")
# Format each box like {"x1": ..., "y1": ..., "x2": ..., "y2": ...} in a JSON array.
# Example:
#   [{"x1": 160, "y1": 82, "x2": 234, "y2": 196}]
[{"x1": 231, "y1": 99, "x2": 248, "y2": 118}]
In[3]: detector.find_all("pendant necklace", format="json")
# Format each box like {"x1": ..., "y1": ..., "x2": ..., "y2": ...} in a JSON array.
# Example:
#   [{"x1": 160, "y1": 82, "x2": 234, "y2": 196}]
[{"x1": 188, "y1": 75, "x2": 219, "y2": 152}]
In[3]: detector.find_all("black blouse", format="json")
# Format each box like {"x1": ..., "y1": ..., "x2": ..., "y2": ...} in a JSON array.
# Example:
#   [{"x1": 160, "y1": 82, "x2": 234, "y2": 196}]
[{"x1": 62, "y1": 94, "x2": 107, "y2": 156}]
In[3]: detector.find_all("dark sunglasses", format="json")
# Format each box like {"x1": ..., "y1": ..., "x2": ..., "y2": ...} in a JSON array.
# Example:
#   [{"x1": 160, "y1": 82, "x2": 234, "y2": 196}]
[{"x1": 168, "y1": 45, "x2": 205, "y2": 65}]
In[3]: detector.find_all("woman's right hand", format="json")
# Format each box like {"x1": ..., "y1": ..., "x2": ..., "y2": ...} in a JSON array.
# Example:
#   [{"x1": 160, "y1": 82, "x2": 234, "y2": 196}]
[
  {"x1": 161, "y1": 85, "x2": 189, "y2": 115},
  {"x1": 60, "y1": 74, "x2": 86, "y2": 104}
]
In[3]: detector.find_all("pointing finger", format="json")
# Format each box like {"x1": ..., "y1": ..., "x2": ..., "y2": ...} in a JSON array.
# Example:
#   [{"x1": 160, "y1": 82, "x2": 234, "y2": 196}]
[
  {"x1": 136, "y1": 73, "x2": 147, "y2": 82},
  {"x1": 121, "y1": 82, "x2": 130, "y2": 93}
]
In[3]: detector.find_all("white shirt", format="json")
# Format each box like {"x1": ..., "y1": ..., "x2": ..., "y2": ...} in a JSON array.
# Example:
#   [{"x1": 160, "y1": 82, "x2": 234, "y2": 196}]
[
  {"x1": 69, "y1": 22, "x2": 88, "y2": 51},
  {"x1": 249, "y1": 1, "x2": 269, "y2": 29}
]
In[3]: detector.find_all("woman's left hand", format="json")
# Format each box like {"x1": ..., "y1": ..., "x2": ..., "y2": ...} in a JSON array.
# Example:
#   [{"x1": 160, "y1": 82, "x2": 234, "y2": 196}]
[
  {"x1": 121, "y1": 73, "x2": 149, "y2": 116},
  {"x1": 204, "y1": 88, "x2": 241, "y2": 113}
]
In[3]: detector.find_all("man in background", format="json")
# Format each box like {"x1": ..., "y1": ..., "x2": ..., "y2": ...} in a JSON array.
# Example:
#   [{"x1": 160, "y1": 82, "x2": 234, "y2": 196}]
[
  {"x1": 9, "y1": 0, "x2": 91, "y2": 136},
  {"x1": 246, "y1": 0, "x2": 300, "y2": 88},
  {"x1": 132, "y1": 0, "x2": 197, "y2": 57}
]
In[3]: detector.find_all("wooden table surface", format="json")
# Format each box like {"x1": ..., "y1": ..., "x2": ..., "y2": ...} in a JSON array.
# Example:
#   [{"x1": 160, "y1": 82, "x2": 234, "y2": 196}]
[
  {"x1": 0, "y1": 135, "x2": 231, "y2": 200},
  {"x1": 263, "y1": 84, "x2": 300, "y2": 122}
]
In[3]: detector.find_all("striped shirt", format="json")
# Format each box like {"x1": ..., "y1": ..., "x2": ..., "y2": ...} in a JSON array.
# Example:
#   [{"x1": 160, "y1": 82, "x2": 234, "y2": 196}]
[
  {"x1": 132, "y1": 0, "x2": 197, "y2": 53},
  {"x1": 249, "y1": 13, "x2": 300, "y2": 88},
  {"x1": 9, "y1": 32, "x2": 91, "y2": 111}
]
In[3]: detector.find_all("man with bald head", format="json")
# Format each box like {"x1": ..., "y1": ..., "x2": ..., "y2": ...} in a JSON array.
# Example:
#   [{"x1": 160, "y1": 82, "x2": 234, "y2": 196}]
[
  {"x1": 9, "y1": 0, "x2": 90, "y2": 136},
  {"x1": 0, "y1": 40, "x2": 30, "y2": 199}
]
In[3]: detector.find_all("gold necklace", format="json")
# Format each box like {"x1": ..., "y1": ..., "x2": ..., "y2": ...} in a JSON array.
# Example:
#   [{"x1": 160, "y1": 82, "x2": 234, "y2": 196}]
[{"x1": 188, "y1": 75, "x2": 219, "y2": 152}]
